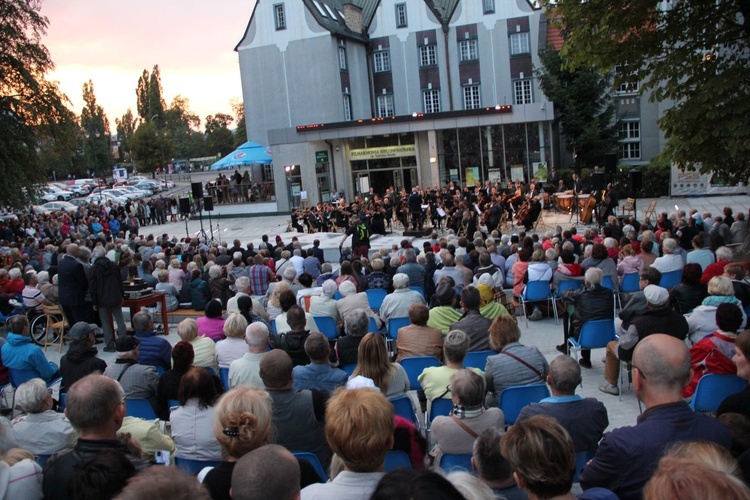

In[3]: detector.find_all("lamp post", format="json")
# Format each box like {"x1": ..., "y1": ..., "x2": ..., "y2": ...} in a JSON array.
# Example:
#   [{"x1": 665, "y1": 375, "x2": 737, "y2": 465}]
[{"x1": 284, "y1": 164, "x2": 296, "y2": 209}]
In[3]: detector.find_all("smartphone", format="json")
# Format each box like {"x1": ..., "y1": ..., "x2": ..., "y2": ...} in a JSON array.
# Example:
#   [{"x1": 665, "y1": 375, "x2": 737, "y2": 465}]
[{"x1": 155, "y1": 449, "x2": 171, "y2": 466}]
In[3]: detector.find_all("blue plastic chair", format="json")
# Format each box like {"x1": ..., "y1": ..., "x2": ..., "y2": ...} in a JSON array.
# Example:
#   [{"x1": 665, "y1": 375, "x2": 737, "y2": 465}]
[
  {"x1": 270, "y1": 319, "x2": 278, "y2": 335},
  {"x1": 391, "y1": 396, "x2": 420, "y2": 429},
  {"x1": 313, "y1": 316, "x2": 340, "y2": 340},
  {"x1": 125, "y1": 398, "x2": 158, "y2": 419},
  {"x1": 601, "y1": 276, "x2": 621, "y2": 311},
  {"x1": 219, "y1": 367, "x2": 229, "y2": 391},
  {"x1": 568, "y1": 319, "x2": 618, "y2": 375},
  {"x1": 36, "y1": 455, "x2": 51, "y2": 466},
  {"x1": 520, "y1": 281, "x2": 558, "y2": 327},
  {"x1": 400, "y1": 356, "x2": 441, "y2": 391},
  {"x1": 427, "y1": 397, "x2": 454, "y2": 431},
  {"x1": 174, "y1": 456, "x2": 221, "y2": 475},
  {"x1": 365, "y1": 288, "x2": 388, "y2": 311},
  {"x1": 556, "y1": 279, "x2": 584, "y2": 298},
  {"x1": 203, "y1": 366, "x2": 217, "y2": 377},
  {"x1": 333, "y1": 291, "x2": 342, "y2": 300},
  {"x1": 689, "y1": 374, "x2": 746, "y2": 413},
  {"x1": 293, "y1": 452, "x2": 328, "y2": 482},
  {"x1": 620, "y1": 272, "x2": 640, "y2": 294},
  {"x1": 387, "y1": 317, "x2": 411, "y2": 340},
  {"x1": 385, "y1": 450, "x2": 413, "y2": 471},
  {"x1": 499, "y1": 384, "x2": 551, "y2": 426},
  {"x1": 168, "y1": 399, "x2": 180, "y2": 409},
  {"x1": 155, "y1": 365, "x2": 165, "y2": 376},
  {"x1": 368, "y1": 316, "x2": 379, "y2": 333},
  {"x1": 439, "y1": 454, "x2": 474, "y2": 473},
  {"x1": 340, "y1": 363, "x2": 357, "y2": 376},
  {"x1": 8, "y1": 366, "x2": 60, "y2": 416},
  {"x1": 463, "y1": 350, "x2": 494, "y2": 371},
  {"x1": 574, "y1": 450, "x2": 595, "y2": 483},
  {"x1": 59, "y1": 392, "x2": 67, "y2": 410},
  {"x1": 659, "y1": 269, "x2": 683, "y2": 290},
  {"x1": 409, "y1": 286, "x2": 426, "y2": 299}
]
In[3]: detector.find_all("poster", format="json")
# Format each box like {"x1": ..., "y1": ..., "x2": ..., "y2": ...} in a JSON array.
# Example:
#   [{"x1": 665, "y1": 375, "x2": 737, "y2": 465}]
[
  {"x1": 465, "y1": 167, "x2": 479, "y2": 186},
  {"x1": 510, "y1": 166, "x2": 525, "y2": 183},
  {"x1": 488, "y1": 169, "x2": 502, "y2": 183},
  {"x1": 670, "y1": 164, "x2": 748, "y2": 196},
  {"x1": 358, "y1": 176, "x2": 370, "y2": 194},
  {"x1": 449, "y1": 169, "x2": 459, "y2": 182}
]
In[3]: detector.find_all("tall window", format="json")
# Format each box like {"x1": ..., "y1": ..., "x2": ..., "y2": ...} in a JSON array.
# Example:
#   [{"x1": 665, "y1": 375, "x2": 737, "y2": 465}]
[
  {"x1": 459, "y1": 39, "x2": 478, "y2": 62},
  {"x1": 338, "y1": 45, "x2": 347, "y2": 71},
  {"x1": 423, "y1": 89, "x2": 440, "y2": 113},
  {"x1": 483, "y1": 0, "x2": 495, "y2": 13},
  {"x1": 376, "y1": 94, "x2": 395, "y2": 118},
  {"x1": 514, "y1": 79, "x2": 533, "y2": 104},
  {"x1": 617, "y1": 81, "x2": 639, "y2": 93},
  {"x1": 274, "y1": 4, "x2": 286, "y2": 30},
  {"x1": 419, "y1": 45, "x2": 437, "y2": 67},
  {"x1": 395, "y1": 3, "x2": 407, "y2": 28},
  {"x1": 463, "y1": 85, "x2": 481, "y2": 109},
  {"x1": 619, "y1": 121, "x2": 641, "y2": 159},
  {"x1": 373, "y1": 50, "x2": 391, "y2": 72},
  {"x1": 509, "y1": 32, "x2": 530, "y2": 55},
  {"x1": 343, "y1": 94, "x2": 352, "y2": 121}
]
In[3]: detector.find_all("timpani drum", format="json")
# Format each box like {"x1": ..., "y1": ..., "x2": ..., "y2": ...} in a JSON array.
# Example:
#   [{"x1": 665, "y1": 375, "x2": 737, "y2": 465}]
[{"x1": 554, "y1": 194, "x2": 574, "y2": 212}]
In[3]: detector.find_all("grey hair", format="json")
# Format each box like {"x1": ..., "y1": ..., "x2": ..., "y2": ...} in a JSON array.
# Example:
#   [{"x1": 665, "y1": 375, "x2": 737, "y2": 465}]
[
  {"x1": 444, "y1": 330, "x2": 469, "y2": 363},
  {"x1": 224, "y1": 313, "x2": 249, "y2": 339},
  {"x1": 321, "y1": 279, "x2": 338, "y2": 297},
  {"x1": 66, "y1": 375, "x2": 125, "y2": 431},
  {"x1": 177, "y1": 318, "x2": 199, "y2": 341},
  {"x1": 338, "y1": 280, "x2": 357, "y2": 297},
  {"x1": 321, "y1": 262, "x2": 332, "y2": 273},
  {"x1": 392, "y1": 273, "x2": 410, "y2": 289},
  {"x1": 345, "y1": 309, "x2": 369, "y2": 336},
  {"x1": 585, "y1": 267, "x2": 603, "y2": 286},
  {"x1": 235, "y1": 276, "x2": 251, "y2": 293},
  {"x1": 716, "y1": 246, "x2": 733, "y2": 261},
  {"x1": 92, "y1": 246, "x2": 106, "y2": 259},
  {"x1": 403, "y1": 248, "x2": 416, "y2": 263},
  {"x1": 662, "y1": 238, "x2": 677, "y2": 254},
  {"x1": 245, "y1": 322, "x2": 269, "y2": 349},
  {"x1": 36, "y1": 271, "x2": 50, "y2": 284},
  {"x1": 15, "y1": 378, "x2": 49, "y2": 413},
  {"x1": 450, "y1": 369, "x2": 486, "y2": 407},
  {"x1": 208, "y1": 265, "x2": 221, "y2": 278},
  {"x1": 132, "y1": 311, "x2": 153, "y2": 332},
  {"x1": 548, "y1": 355, "x2": 582, "y2": 393}
]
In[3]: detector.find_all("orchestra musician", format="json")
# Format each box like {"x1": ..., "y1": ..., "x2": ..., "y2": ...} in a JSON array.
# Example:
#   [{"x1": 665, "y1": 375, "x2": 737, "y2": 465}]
[
  {"x1": 290, "y1": 208, "x2": 304, "y2": 233},
  {"x1": 556, "y1": 179, "x2": 567, "y2": 193},
  {"x1": 571, "y1": 173, "x2": 583, "y2": 194},
  {"x1": 408, "y1": 187, "x2": 424, "y2": 230},
  {"x1": 520, "y1": 196, "x2": 543, "y2": 231}
]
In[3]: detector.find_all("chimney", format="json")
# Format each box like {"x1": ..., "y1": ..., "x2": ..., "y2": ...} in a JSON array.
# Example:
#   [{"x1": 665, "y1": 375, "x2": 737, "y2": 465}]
[{"x1": 343, "y1": 3, "x2": 363, "y2": 33}]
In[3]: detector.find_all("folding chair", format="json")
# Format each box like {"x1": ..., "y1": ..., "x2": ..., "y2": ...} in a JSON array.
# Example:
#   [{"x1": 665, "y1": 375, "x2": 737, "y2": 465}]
[
  {"x1": 498, "y1": 383, "x2": 550, "y2": 427},
  {"x1": 313, "y1": 316, "x2": 339, "y2": 340},
  {"x1": 400, "y1": 356, "x2": 441, "y2": 391},
  {"x1": 690, "y1": 374, "x2": 746, "y2": 413},
  {"x1": 365, "y1": 289, "x2": 388, "y2": 311},
  {"x1": 520, "y1": 281, "x2": 558, "y2": 327},
  {"x1": 620, "y1": 198, "x2": 635, "y2": 218},
  {"x1": 463, "y1": 350, "x2": 494, "y2": 371},
  {"x1": 642, "y1": 200, "x2": 657, "y2": 220},
  {"x1": 41, "y1": 303, "x2": 69, "y2": 352},
  {"x1": 439, "y1": 454, "x2": 474, "y2": 473},
  {"x1": 385, "y1": 450, "x2": 413, "y2": 471},
  {"x1": 659, "y1": 269, "x2": 682, "y2": 290},
  {"x1": 125, "y1": 398, "x2": 158, "y2": 419},
  {"x1": 174, "y1": 456, "x2": 221, "y2": 475}
]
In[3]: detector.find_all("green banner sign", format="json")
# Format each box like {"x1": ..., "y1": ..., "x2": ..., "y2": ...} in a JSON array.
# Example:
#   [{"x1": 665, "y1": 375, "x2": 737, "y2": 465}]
[
  {"x1": 348, "y1": 144, "x2": 416, "y2": 161},
  {"x1": 315, "y1": 150, "x2": 329, "y2": 163}
]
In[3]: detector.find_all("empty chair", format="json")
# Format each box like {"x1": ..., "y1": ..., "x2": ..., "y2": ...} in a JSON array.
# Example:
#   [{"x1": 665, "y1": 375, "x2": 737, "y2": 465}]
[
  {"x1": 385, "y1": 450, "x2": 413, "y2": 471},
  {"x1": 498, "y1": 384, "x2": 551, "y2": 427},
  {"x1": 125, "y1": 398, "x2": 158, "y2": 420},
  {"x1": 365, "y1": 289, "x2": 388, "y2": 311},
  {"x1": 313, "y1": 316, "x2": 339, "y2": 340},
  {"x1": 689, "y1": 374, "x2": 746, "y2": 413},
  {"x1": 463, "y1": 350, "x2": 494, "y2": 371},
  {"x1": 400, "y1": 356, "x2": 441, "y2": 391},
  {"x1": 174, "y1": 456, "x2": 222, "y2": 475}
]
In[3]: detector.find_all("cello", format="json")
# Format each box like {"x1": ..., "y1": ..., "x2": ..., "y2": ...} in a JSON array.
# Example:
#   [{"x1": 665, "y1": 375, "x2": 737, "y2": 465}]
[{"x1": 580, "y1": 192, "x2": 598, "y2": 223}]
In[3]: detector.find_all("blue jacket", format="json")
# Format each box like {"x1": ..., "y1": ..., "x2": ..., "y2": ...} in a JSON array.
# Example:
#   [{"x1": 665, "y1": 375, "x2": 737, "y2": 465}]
[
  {"x1": 580, "y1": 401, "x2": 731, "y2": 500},
  {"x1": 1, "y1": 333, "x2": 57, "y2": 382},
  {"x1": 292, "y1": 363, "x2": 348, "y2": 393},
  {"x1": 134, "y1": 331, "x2": 172, "y2": 371}
]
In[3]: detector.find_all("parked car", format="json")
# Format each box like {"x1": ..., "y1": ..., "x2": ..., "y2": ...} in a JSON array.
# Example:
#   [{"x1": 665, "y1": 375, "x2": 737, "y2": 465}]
[
  {"x1": 119, "y1": 186, "x2": 152, "y2": 198},
  {"x1": 134, "y1": 181, "x2": 163, "y2": 193},
  {"x1": 127, "y1": 176, "x2": 149, "y2": 184},
  {"x1": 33, "y1": 202, "x2": 79, "y2": 213},
  {"x1": 103, "y1": 188, "x2": 141, "y2": 201},
  {"x1": 40, "y1": 187, "x2": 72, "y2": 201},
  {"x1": 53, "y1": 183, "x2": 87, "y2": 196},
  {"x1": 87, "y1": 192, "x2": 126, "y2": 204}
]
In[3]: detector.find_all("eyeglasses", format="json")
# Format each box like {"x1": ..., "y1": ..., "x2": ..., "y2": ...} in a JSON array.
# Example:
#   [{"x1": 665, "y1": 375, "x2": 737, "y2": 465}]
[{"x1": 632, "y1": 364, "x2": 646, "y2": 380}]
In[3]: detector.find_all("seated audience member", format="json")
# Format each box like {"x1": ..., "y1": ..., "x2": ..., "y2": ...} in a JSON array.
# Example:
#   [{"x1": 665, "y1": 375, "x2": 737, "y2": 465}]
[
  {"x1": 429, "y1": 370, "x2": 504, "y2": 464},
  {"x1": 231, "y1": 444, "x2": 301, "y2": 500},
  {"x1": 118, "y1": 412, "x2": 175, "y2": 463},
  {"x1": 476, "y1": 273, "x2": 510, "y2": 321},
  {"x1": 215, "y1": 313, "x2": 249, "y2": 368},
  {"x1": 197, "y1": 299, "x2": 227, "y2": 341},
  {"x1": 236, "y1": 295, "x2": 272, "y2": 333},
  {"x1": 132, "y1": 311, "x2": 172, "y2": 371},
  {"x1": 472, "y1": 428, "x2": 526, "y2": 500},
  {"x1": 718, "y1": 329, "x2": 750, "y2": 418},
  {"x1": 266, "y1": 280, "x2": 291, "y2": 320},
  {"x1": 688, "y1": 276, "x2": 747, "y2": 344},
  {"x1": 701, "y1": 246, "x2": 733, "y2": 284},
  {"x1": 669, "y1": 262, "x2": 708, "y2": 314},
  {"x1": 21, "y1": 271, "x2": 44, "y2": 314},
  {"x1": 446, "y1": 470, "x2": 496, "y2": 499},
  {"x1": 334, "y1": 309, "x2": 369, "y2": 367},
  {"x1": 37, "y1": 270, "x2": 58, "y2": 304},
  {"x1": 580, "y1": 334, "x2": 732, "y2": 499},
  {"x1": 209, "y1": 264, "x2": 235, "y2": 308},
  {"x1": 427, "y1": 280, "x2": 462, "y2": 335},
  {"x1": 170, "y1": 367, "x2": 224, "y2": 461},
  {"x1": 229, "y1": 322, "x2": 269, "y2": 390},
  {"x1": 156, "y1": 341, "x2": 194, "y2": 419},
  {"x1": 617, "y1": 267, "x2": 662, "y2": 328},
  {"x1": 501, "y1": 415, "x2": 578, "y2": 500},
  {"x1": 103, "y1": 336, "x2": 160, "y2": 413},
  {"x1": 201, "y1": 387, "x2": 273, "y2": 500},
  {"x1": 0, "y1": 447, "x2": 43, "y2": 499},
  {"x1": 485, "y1": 315, "x2": 549, "y2": 403},
  {"x1": 353, "y1": 333, "x2": 409, "y2": 400},
  {"x1": 378, "y1": 273, "x2": 425, "y2": 325},
  {"x1": 42, "y1": 375, "x2": 149, "y2": 500},
  {"x1": 725, "y1": 262, "x2": 750, "y2": 307},
  {"x1": 178, "y1": 318, "x2": 219, "y2": 374},
  {"x1": 450, "y1": 286, "x2": 493, "y2": 351},
  {"x1": 118, "y1": 465, "x2": 212, "y2": 500},
  {"x1": 309, "y1": 280, "x2": 342, "y2": 329},
  {"x1": 336, "y1": 280, "x2": 382, "y2": 330},
  {"x1": 518, "y1": 355, "x2": 608, "y2": 455},
  {"x1": 300, "y1": 388, "x2": 394, "y2": 500},
  {"x1": 419, "y1": 330, "x2": 482, "y2": 405},
  {"x1": 156, "y1": 270, "x2": 179, "y2": 313},
  {"x1": 270, "y1": 305, "x2": 312, "y2": 367},
  {"x1": 660, "y1": 440, "x2": 744, "y2": 482},
  {"x1": 600, "y1": 285, "x2": 689, "y2": 396},
  {"x1": 293, "y1": 333, "x2": 348, "y2": 392},
  {"x1": 643, "y1": 457, "x2": 749, "y2": 500},
  {"x1": 684, "y1": 303, "x2": 744, "y2": 398},
  {"x1": 59, "y1": 322, "x2": 107, "y2": 393},
  {"x1": 395, "y1": 303, "x2": 443, "y2": 362},
  {"x1": 67, "y1": 449, "x2": 137, "y2": 500},
  {"x1": 651, "y1": 238, "x2": 684, "y2": 274},
  {"x1": 11, "y1": 378, "x2": 77, "y2": 456},
  {"x1": 370, "y1": 469, "x2": 464, "y2": 500},
  {"x1": 260, "y1": 350, "x2": 331, "y2": 469},
  {"x1": 315, "y1": 262, "x2": 336, "y2": 287},
  {"x1": 188, "y1": 269, "x2": 211, "y2": 311},
  {"x1": 1, "y1": 315, "x2": 58, "y2": 382},
  {"x1": 274, "y1": 290, "x2": 320, "y2": 335},
  {"x1": 364, "y1": 258, "x2": 392, "y2": 292},
  {"x1": 226, "y1": 275, "x2": 268, "y2": 320}
]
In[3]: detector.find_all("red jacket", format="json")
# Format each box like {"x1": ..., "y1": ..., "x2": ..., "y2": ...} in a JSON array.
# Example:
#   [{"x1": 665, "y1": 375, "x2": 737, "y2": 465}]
[
  {"x1": 684, "y1": 331, "x2": 737, "y2": 398},
  {"x1": 701, "y1": 260, "x2": 729, "y2": 284}
]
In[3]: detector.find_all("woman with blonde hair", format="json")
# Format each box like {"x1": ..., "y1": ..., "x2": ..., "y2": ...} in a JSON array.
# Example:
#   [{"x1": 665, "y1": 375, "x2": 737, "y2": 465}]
[
  {"x1": 177, "y1": 318, "x2": 219, "y2": 374},
  {"x1": 688, "y1": 275, "x2": 747, "y2": 344},
  {"x1": 352, "y1": 333, "x2": 409, "y2": 399},
  {"x1": 200, "y1": 387, "x2": 272, "y2": 498},
  {"x1": 215, "y1": 313, "x2": 249, "y2": 368},
  {"x1": 168, "y1": 258, "x2": 185, "y2": 292},
  {"x1": 266, "y1": 280, "x2": 290, "y2": 321}
]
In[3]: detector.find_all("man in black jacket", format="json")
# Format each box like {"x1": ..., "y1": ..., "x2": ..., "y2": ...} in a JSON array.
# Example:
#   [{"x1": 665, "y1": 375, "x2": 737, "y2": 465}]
[
  {"x1": 60, "y1": 322, "x2": 107, "y2": 393},
  {"x1": 558, "y1": 268, "x2": 614, "y2": 368},
  {"x1": 89, "y1": 246, "x2": 126, "y2": 352},
  {"x1": 57, "y1": 243, "x2": 91, "y2": 324},
  {"x1": 271, "y1": 305, "x2": 310, "y2": 367}
]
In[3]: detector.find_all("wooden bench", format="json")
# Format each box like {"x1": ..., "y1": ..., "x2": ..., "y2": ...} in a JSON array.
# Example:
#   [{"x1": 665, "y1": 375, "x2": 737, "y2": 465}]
[{"x1": 156, "y1": 308, "x2": 226, "y2": 324}]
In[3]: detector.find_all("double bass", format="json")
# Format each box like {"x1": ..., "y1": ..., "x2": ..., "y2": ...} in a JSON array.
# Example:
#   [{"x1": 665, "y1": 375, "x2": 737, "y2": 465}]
[{"x1": 580, "y1": 193, "x2": 598, "y2": 223}]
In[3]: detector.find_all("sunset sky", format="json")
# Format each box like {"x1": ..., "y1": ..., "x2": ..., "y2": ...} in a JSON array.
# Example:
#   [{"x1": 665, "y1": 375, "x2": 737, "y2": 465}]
[{"x1": 41, "y1": 0, "x2": 256, "y2": 133}]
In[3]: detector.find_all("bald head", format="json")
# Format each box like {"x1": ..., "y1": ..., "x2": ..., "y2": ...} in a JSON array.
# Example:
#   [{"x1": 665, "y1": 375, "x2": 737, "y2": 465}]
[
  {"x1": 633, "y1": 334, "x2": 691, "y2": 397},
  {"x1": 245, "y1": 322, "x2": 269, "y2": 352},
  {"x1": 231, "y1": 444, "x2": 300, "y2": 500}
]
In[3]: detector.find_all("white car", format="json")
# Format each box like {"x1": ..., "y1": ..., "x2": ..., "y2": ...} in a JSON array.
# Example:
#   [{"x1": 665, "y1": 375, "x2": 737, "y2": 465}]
[
  {"x1": 41, "y1": 187, "x2": 73, "y2": 201},
  {"x1": 53, "y1": 183, "x2": 88, "y2": 196},
  {"x1": 87, "y1": 192, "x2": 126, "y2": 204},
  {"x1": 33, "y1": 202, "x2": 79, "y2": 213},
  {"x1": 103, "y1": 188, "x2": 141, "y2": 201},
  {"x1": 134, "y1": 181, "x2": 162, "y2": 193},
  {"x1": 128, "y1": 176, "x2": 149, "y2": 184},
  {"x1": 119, "y1": 186, "x2": 151, "y2": 198}
]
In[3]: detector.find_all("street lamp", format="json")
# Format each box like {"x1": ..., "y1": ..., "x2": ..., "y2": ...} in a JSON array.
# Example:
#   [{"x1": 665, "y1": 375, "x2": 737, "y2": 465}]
[{"x1": 284, "y1": 165, "x2": 296, "y2": 209}]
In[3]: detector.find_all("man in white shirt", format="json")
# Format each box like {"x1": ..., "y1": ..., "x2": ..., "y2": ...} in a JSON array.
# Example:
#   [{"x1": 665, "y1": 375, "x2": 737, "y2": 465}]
[
  {"x1": 228, "y1": 322, "x2": 269, "y2": 389},
  {"x1": 378, "y1": 273, "x2": 425, "y2": 325},
  {"x1": 290, "y1": 248, "x2": 305, "y2": 277},
  {"x1": 651, "y1": 238, "x2": 684, "y2": 274}
]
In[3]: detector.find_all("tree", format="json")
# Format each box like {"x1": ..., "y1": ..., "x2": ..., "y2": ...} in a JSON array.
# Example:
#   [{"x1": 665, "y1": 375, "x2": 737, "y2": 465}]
[
  {"x1": 135, "y1": 65, "x2": 165, "y2": 124},
  {"x1": 38, "y1": 107, "x2": 85, "y2": 179},
  {"x1": 80, "y1": 80, "x2": 114, "y2": 176},
  {"x1": 115, "y1": 108, "x2": 138, "y2": 163},
  {"x1": 546, "y1": 0, "x2": 750, "y2": 181},
  {"x1": 129, "y1": 121, "x2": 171, "y2": 173},
  {"x1": 165, "y1": 95, "x2": 204, "y2": 158},
  {"x1": 0, "y1": 0, "x2": 71, "y2": 207},
  {"x1": 230, "y1": 98, "x2": 247, "y2": 148},
  {"x1": 536, "y1": 49, "x2": 618, "y2": 168},
  {"x1": 204, "y1": 113, "x2": 234, "y2": 157}
]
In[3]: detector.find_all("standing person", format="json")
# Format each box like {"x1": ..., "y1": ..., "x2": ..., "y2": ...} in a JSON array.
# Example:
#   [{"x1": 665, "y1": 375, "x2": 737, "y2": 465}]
[
  {"x1": 57, "y1": 243, "x2": 90, "y2": 324},
  {"x1": 89, "y1": 247, "x2": 126, "y2": 352},
  {"x1": 339, "y1": 214, "x2": 371, "y2": 261}
]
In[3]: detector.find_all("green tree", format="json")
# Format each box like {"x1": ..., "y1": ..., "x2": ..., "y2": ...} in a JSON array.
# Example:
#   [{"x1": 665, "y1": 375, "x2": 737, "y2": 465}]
[
  {"x1": 136, "y1": 69, "x2": 149, "y2": 120},
  {"x1": 0, "y1": 0, "x2": 71, "y2": 207},
  {"x1": 135, "y1": 65, "x2": 165, "y2": 125},
  {"x1": 130, "y1": 121, "x2": 171, "y2": 173},
  {"x1": 205, "y1": 113, "x2": 234, "y2": 157},
  {"x1": 165, "y1": 95, "x2": 204, "y2": 158},
  {"x1": 38, "y1": 107, "x2": 85, "y2": 179},
  {"x1": 81, "y1": 80, "x2": 114, "y2": 177},
  {"x1": 536, "y1": 49, "x2": 618, "y2": 168},
  {"x1": 115, "y1": 108, "x2": 138, "y2": 163},
  {"x1": 546, "y1": 0, "x2": 750, "y2": 181},
  {"x1": 230, "y1": 99, "x2": 247, "y2": 148}
]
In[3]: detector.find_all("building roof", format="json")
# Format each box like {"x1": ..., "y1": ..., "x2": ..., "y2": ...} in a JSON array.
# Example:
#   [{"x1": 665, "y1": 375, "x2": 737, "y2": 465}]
[
  {"x1": 423, "y1": 0, "x2": 460, "y2": 25},
  {"x1": 301, "y1": 0, "x2": 379, "y2": 42}
]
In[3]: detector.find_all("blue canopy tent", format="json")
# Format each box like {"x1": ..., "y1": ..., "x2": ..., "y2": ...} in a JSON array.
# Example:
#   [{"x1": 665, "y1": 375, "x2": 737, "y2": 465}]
[{"x1": 210, "y1": 142, "x2": 272, "y2": 170}]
